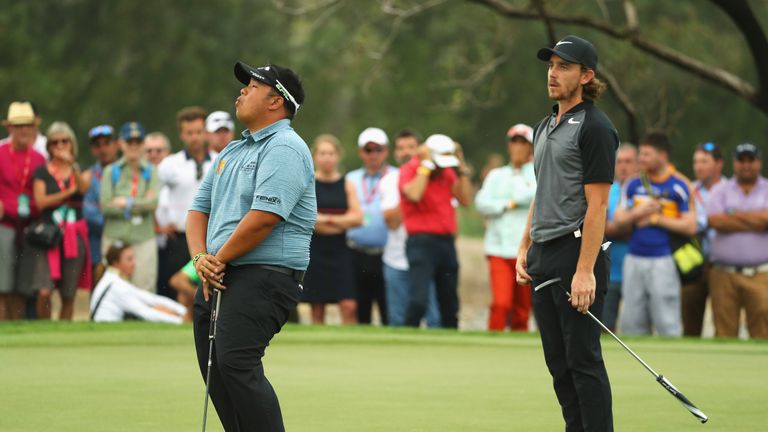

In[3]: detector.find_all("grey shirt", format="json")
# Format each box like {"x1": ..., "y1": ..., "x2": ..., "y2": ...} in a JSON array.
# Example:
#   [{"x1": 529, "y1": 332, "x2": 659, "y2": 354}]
[{"x1": 530, "y1": 101, "x2": 618, "y2": 243}]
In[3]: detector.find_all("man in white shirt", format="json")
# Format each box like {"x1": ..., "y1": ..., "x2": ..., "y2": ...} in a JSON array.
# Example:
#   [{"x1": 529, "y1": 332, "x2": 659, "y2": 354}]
[
  {"x1": 91, "y1": 242, "x2": 186, "y2": 323},
  {"x1": 156, "y1": 107, "x2": 216, "y2": 297},
  {"x1": 380, "y1": 130, "x2": 440, "y2": 327}
]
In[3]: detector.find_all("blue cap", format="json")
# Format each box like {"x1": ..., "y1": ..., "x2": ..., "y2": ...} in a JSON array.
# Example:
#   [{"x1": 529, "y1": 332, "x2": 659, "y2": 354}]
[
  {"x1": 88, "y1": 124, "x2": 114, "y2": 141},
  {"x1": 119, "y1": 122, "x2": 145, "y2": 141}
]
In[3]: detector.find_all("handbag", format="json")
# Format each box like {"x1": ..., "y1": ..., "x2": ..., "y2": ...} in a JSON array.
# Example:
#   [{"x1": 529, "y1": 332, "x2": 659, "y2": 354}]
[
  {"x1": 670, "y1": 234, "x2": 704, "y2": 284},
  {"x1": 25, "y1": 220, "x2": 62, "y2": 248}
]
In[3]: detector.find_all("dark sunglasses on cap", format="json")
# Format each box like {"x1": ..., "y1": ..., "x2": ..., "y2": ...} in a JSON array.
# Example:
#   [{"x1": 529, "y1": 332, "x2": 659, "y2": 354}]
[{"x1": 88, "y1": 124, "x2": 114, "y2": 139}]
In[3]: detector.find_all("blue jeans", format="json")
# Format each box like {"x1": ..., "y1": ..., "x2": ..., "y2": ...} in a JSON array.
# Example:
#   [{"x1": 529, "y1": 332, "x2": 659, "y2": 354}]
[
  {"x1": 383, "y1": 263, "x2": 440, "y2": 327},
  {"x1": 405, "y1": 234, "x2": 459, "y2": 328}
]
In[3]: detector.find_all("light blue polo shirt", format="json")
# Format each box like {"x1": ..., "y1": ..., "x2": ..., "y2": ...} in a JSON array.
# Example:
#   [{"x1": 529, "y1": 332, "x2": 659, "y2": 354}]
[
  {"x1": 346, "y1": 166, "x2": 393, "y2": 248},
  {"x1": 190, "y1": 119, "x2": 317, "y2": 270}
]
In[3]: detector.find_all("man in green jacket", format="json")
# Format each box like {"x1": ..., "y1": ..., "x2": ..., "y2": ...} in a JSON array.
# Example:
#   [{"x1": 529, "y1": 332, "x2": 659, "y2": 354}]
[{"x1": 100, "y1": 122, "x2": 159, "y2": 292}]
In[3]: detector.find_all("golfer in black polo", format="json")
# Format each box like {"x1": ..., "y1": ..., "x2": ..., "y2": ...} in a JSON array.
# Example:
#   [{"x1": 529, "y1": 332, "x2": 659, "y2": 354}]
[
  {"x1": 516, "y1": 36, "x2": 618, "y2": 431},
  {"x1": 187, "y1": 62, "x2": 315, "y2": 431}
]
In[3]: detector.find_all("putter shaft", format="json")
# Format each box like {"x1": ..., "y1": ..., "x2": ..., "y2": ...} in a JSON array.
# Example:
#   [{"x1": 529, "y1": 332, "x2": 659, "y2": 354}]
[{"x1": 202, "y1": 289, "x2": 222, "y2": 432}]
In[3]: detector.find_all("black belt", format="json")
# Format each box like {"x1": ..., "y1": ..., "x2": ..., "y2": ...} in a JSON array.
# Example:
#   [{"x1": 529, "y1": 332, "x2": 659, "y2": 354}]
[{"x1": 256, "y1": 264, "x2": 305, "y2": 283}]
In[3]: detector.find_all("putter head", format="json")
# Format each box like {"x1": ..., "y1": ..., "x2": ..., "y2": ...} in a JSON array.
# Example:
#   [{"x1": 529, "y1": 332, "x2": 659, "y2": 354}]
[{"x1": 657, "y1": 375, "x2": 708, "y2": 423}]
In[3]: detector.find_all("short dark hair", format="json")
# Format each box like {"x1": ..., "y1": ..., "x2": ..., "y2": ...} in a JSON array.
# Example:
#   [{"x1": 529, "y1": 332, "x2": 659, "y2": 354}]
[
  {"x1": 176, "y1": 106, "x2": 208, "y2": 126},
  {"x1": 695, "y1": 142, "x2": 723, "y2": 161},
  {"x1": 639, "y1": 130, "x2": 671, "y2": 154},
  {"x1": 394, "y1": 129, "x2": 422, "y2": 144},
  {"x1": 270, "y1": 64, "x2": 305, "y2": 119},
  {"x1": 105, "y1": 241, "x2": 132, "y2": 266}
]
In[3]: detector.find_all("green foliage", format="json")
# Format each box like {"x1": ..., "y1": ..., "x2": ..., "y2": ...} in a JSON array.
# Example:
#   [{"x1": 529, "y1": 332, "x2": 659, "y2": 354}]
[{"x1": 1, "y1": 0, "x2": 766, "y2": 178}]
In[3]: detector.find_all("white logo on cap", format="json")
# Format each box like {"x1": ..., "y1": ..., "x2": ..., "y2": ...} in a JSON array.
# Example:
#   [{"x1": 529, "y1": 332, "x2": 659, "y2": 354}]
[
  {"x1": 264, "y1": 66, "x2": 270, "y2": 71},
  {"x1": 555, "y1": 41, "x2": 573, "y2": 46}
]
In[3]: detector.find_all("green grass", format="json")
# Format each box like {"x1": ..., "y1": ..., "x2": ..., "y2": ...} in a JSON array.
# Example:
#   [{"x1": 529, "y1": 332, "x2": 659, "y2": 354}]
[{"x1": 1, "y1": 323, "x2": 766, "y2": 431}]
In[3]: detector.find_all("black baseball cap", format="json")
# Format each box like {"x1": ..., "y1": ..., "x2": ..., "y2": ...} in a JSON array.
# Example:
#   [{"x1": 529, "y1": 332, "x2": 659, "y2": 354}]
[
  {"x1": 234, "y1": 61, "x2": 302, "y2": 114},
  {"x1": 537, "y1": 35, "x2": 598, "y2": 70},
  {"x1": 735, "y1": 143, "x2": 760, "y2": 159}
]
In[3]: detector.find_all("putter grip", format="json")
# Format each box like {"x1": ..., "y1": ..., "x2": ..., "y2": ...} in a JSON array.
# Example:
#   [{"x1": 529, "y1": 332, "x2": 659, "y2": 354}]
[{"x1": 657, "y1": 375, "x2": 708, "y2": 423}]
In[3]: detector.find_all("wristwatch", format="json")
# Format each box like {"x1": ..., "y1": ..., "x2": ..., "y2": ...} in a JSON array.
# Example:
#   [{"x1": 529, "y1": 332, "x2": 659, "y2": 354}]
[{"x1": 192, "y1": 252, "x2": 207, "y2": 267}]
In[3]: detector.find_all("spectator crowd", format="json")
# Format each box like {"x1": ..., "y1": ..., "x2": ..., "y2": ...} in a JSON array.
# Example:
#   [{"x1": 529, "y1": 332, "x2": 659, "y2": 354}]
[{"x1": 0, "y1": 100, "x2": 765, "y2": 338}]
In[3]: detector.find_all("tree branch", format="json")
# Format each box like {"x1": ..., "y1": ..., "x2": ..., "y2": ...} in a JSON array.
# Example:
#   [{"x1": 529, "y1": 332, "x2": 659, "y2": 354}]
[
  {"x1": 709, "y1": 0, "x2": 768, "y2": 108},
  {"x1": 597, "y1": 63, "x2": 638, "y2": 143},
  {"x1": 466, "y1": 0, "x2": 762, "y2": 110},
  {"x1": 532, "y1": 0, "x2": 556, "y2": 45}
]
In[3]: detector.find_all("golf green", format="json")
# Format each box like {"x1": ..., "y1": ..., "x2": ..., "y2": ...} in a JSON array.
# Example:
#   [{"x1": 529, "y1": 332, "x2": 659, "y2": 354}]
[{"x1": 0, "y1": 323, "x2": 765, "y2": 431}]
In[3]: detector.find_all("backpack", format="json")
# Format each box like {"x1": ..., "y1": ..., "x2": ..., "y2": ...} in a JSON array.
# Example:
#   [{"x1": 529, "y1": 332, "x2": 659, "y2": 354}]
[{"x1": 111, "y1": 163, "x2": 152, "y2": 192}]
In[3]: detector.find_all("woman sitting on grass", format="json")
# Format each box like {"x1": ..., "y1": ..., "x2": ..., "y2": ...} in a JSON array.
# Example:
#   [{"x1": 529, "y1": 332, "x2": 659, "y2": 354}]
[{"x1": 90, "y1": 241, "x2": 186, "y2": 323}]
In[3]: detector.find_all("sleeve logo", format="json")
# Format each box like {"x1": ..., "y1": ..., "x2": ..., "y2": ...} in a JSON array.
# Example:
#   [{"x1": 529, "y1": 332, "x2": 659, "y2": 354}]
[
  {"x1": 255, "y1": 195, "x2": 282, "y2": 205},
  {"x1": 216, "y1": 159, "x2": 227, "y2": 175}
]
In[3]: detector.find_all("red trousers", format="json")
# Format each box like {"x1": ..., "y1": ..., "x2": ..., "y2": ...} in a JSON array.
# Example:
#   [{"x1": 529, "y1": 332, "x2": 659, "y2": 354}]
[{"x1": 487, "y1": 256, "x2": 531, "y2": 331}]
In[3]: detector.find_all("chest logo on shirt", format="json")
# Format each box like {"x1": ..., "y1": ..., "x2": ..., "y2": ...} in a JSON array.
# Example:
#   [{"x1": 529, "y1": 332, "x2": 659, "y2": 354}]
[
  {"x1": 242, "y1": 161, "x2": 257, "y2": 173},
  {"x1": 216, "y1": 159, "x2": 226, "y2": 175}
]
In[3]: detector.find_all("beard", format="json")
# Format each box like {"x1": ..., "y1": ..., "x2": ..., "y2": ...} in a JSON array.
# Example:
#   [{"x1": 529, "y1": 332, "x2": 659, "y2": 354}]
[{"x1": 548, "y1": 82, "x2": 580, "y2": 101}]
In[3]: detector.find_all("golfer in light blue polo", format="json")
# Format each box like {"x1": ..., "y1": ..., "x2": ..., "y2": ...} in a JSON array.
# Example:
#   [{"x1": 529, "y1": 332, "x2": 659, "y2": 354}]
[{"x1": 187, "y1": 61, "x2": 316, "y2": 432}]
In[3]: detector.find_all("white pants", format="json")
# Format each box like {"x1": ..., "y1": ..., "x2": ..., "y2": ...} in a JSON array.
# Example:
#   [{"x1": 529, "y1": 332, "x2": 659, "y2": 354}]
[
  {"x1": 102, "y1": 237, "x2": 158, "y2": 293},
  {"x1": 620, "y1": 254, "x2": 681, "y2": 336}
]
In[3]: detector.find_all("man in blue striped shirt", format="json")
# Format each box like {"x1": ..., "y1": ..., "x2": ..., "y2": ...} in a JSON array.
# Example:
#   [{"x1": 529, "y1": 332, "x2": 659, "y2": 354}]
[{"x1": 187, "y1": 61, "x2": 315, "y2": 432}]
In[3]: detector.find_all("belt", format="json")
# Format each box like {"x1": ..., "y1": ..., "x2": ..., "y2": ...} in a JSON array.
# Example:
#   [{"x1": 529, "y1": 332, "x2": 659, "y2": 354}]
[
  {"x1": 346, "y1": 240, "x2": 384, "y2": 255},
  {"x1": 714, "y1": 263, "x2": 768, "y2": 277},
  {"x1": 256, "y1": 264, "x2": 306, "y2": 283}
]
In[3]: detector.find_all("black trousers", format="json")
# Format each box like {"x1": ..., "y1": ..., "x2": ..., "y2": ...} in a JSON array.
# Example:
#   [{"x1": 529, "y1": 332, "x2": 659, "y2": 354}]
[
  {"x1": 404, "y1": 234, "x2": 459, "y2": 328},
  {"x1": 158, "y1": 232, "x2": 189, "y2": 298},
  {"x1": 527, "y1": 233, "x2": 613, "y2": 432},
  {"x1": 193, "y1": 265, "x2": 301, "y2": 432},
  {"x1": 351, "y1": 249, "x2": 387, "y2": 324}
]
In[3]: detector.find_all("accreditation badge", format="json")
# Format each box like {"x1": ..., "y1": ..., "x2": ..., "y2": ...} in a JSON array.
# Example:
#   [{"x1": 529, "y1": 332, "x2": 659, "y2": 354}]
[{"x1": 17, "y1": 194, "x2": 30, "y2": 218}]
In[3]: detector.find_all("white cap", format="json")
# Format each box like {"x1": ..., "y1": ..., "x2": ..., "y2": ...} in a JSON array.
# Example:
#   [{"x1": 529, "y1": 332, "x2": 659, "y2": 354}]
[
  {"x1": 506, "y1": 123, "x2": 534, "y2": 143},
  {"x1": 425, "y1": 134, "x2": 459, "y2": 168},
  {"x1": 206, "y1": 111, "x2": 235, "y2": 133},
  {"x1": 357, "y1": 127, "x2": 389, "y2": 147}
]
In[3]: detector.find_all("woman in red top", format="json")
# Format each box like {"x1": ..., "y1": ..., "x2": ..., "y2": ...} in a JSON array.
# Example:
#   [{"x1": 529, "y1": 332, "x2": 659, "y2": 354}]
[{"x1": 30, "y1": 122, "x2": 92, "y2": 320}]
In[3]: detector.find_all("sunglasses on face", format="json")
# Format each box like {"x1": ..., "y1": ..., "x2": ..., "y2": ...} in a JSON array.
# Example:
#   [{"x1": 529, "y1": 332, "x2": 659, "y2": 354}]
[
  {"x1": 363, "y1": 147, "x2": 386, "y2": 154},
  {"x1": 125, "y1": 139, "x2": 143, "y2": 146},
  {"x1": 145, "y1": 148, "x2": 165, "y2": 154},
  {"x1": 49, "y1": 138, "x2": 71, "y2": 146}
]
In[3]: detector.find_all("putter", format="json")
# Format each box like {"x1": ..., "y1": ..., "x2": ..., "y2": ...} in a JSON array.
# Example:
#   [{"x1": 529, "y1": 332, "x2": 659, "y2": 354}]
[
  {"x1": 202, "y1": 288, "x2": 222, "y2": 432},
  {"x1": 535, "y1": 277, "x2": 708, "y2": 424}
]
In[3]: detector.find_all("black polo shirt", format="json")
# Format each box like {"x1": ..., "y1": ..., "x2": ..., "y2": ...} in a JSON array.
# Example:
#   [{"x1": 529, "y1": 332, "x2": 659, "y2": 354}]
[{"x1": 530, "y1": 100, "x2": 618, "y2": 243}]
